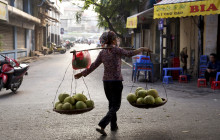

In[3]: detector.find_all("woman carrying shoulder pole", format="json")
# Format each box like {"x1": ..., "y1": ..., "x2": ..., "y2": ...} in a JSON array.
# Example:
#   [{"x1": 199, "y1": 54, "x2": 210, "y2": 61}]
[{"x1": 75, "y1": 31, "x2": 151, "y2": 136}]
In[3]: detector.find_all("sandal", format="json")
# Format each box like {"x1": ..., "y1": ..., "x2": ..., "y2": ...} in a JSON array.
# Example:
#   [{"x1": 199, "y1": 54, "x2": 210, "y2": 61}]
[{"x1": 96, "y1": 128, "x2": 107, "y2": 136}]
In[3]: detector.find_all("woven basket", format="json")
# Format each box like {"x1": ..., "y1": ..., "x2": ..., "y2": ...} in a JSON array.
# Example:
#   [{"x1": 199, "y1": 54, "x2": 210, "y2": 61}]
[
  {"x1": 129, "y1": 98, "x2": 167, "y2": 109},
  {"x1": 53, "y1": 107, "x2": 94, "y2": 115}
]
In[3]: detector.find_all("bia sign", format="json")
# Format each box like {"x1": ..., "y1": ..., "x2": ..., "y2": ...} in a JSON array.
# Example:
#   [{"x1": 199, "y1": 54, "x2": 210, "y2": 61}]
[
  {"x1": 154, "y1": 0, "x2": 220, "y2": 19},
  {"x1": 190, "y1": 3, "x2": 218, "y2": 13}
]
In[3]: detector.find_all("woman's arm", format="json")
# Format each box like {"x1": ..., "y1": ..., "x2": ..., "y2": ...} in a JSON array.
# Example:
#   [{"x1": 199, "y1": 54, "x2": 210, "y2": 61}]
[
  {"x1": 133, "y1": 47, "x2": 151, "y2": 55},
  {"x1": 75, "y1": 52, "x2": 102, "y2": 79},
  {"x1": 114, "y1": 47, "x2": 151, "y2": 57}
]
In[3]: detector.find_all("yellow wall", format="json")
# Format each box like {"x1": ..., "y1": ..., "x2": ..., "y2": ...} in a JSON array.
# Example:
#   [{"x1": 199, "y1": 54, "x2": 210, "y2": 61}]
[{"x1": 180, "y1": 17, "x2": 199, "y2": 76}]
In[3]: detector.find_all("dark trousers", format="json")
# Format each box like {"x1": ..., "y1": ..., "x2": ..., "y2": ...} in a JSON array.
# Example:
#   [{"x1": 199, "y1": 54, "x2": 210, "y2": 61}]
[
  {"x1": 98, "y1": 81, "x2": 123, "y2": 129},
  {"x1": 205, "y1": 71, "x2": 217, "y2": 82}
]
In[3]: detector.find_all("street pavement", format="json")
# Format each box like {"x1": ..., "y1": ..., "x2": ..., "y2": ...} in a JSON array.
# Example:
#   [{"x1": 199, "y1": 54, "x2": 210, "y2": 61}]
[{"x1": 0, "y1": 44, "x2": 220, "y2": 140}]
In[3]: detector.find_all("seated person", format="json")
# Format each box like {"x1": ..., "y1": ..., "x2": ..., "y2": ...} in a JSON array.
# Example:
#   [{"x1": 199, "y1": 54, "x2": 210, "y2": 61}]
[{"x1": 205, "y1": 53, "x2": 220, "y2": 83}]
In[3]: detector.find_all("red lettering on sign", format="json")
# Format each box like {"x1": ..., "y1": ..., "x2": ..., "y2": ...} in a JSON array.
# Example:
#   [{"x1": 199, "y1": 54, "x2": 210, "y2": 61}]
[
  {"x1": 206, "y1": 3, "x2": 218, "y2": 11},
  {"x1": 190, "y1": 5, "x2": 199, "y2": 13},
  {"x1": 200, "y1": 5, "x2": 206, "y2": 12}
]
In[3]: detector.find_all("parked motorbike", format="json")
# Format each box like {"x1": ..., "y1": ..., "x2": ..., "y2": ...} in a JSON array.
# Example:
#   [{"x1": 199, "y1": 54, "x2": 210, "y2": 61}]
[{"x1": 0, "y1": 54, "x2": 29, "y2": 93}]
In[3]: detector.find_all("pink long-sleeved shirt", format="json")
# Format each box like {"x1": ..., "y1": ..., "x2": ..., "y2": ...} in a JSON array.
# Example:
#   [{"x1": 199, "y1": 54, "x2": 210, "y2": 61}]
[{"x1": 81, "y1": 47, "x2": 135, "y2": 81}]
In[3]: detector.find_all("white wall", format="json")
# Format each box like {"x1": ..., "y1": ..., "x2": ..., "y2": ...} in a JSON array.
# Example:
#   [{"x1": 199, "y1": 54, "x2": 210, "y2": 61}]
[{"x1": 204, "y1": 15, "x2": 218, "y2": 55}]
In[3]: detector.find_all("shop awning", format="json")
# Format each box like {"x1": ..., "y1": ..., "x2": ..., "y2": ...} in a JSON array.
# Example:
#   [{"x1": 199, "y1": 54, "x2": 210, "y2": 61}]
[
  {"x1": 8, "y1": 5, "x2": 40, "y2": 24},
  {"x1": 40, "y1": 13, "x2": 59, "y2": 23},
  {"x1": 154, "y1": 0, "x2": 220, "y2": 19},
  {"x1": 126, "y1": 8, "x2": 153, "y2": 29}
]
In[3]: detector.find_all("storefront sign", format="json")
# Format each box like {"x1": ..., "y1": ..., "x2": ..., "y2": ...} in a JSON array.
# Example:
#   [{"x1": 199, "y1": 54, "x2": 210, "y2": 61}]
[
  {"x1": 0, "y1": 1, "x2": 8, "y2": 21},
  {"x1": 126, "y1": 16, "x2": 137, "y2": 29},
  {"x1": 158, "y1": 19, "x2": 164, "y2": 30},
  {"x1": 154, "y1": 0, "x2": 220, "y2": 19}
]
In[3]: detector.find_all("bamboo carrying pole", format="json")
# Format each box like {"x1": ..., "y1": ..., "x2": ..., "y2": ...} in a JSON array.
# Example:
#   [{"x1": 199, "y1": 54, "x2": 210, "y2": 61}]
[{"x1": 70, "y1": 47, "x2": 135, "y2": 53}]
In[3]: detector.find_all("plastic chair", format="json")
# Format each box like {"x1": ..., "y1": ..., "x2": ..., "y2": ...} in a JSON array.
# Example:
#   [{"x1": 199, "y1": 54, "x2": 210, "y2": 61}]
[
  {"x1": 197, "y1": 79, "x2": 207, "y2": 87},
  {"x1": 211, "y1": 81, "x2": 220, "y2": 90},
  {"x1": 200, "y1": 55, "x2": 208, "y2": 63},
  {"x1": 163, "y1": 76, "x2": 173, "y2": 84},
  {"x1": 179, "y1": 75, "x2": 187, "y2": 83},
  {"x1": 216, "y1": 72, "x2": 220, "y2": 81},
  {"x1": 132, "y1": 55, "x2": 153, "y2": 82}
]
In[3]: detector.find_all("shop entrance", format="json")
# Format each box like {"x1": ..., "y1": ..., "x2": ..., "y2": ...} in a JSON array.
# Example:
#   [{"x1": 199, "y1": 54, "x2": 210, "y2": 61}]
[{"x1": 217, "y1": 15, "x2": 220, "y2": 60}]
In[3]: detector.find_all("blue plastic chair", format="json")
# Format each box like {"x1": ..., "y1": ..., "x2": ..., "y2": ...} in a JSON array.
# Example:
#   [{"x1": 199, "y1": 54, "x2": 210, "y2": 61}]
[
  {"x1": 200, "y1": 55, "x2": 208, "y2": 63},
  {"x1": 163, "y1": 76, "x2": 173, "y2": 84},
  {"x1": 216, "y1": 72, "x2": 220, "y2": 81},
  {"x1": 132, "y1": 55, "x2": 153, "y2": 82}
]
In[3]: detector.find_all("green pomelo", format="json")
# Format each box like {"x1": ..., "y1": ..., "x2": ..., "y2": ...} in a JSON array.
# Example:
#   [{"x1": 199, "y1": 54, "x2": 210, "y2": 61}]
[
  {"x1": 146, "y1": 89, "x2": 159, "y2": 98},
  {"x1": 76, "y1": 101, "x2": 87, "y2": 109},
  {"x1": 136, "y1": 97, "x2": 144, "y2": 105},
  {"x1": 55, "y1": 102, "x2": 61, "y2": 108},
  {"x1": 82, "y1": 94, "x2": 88, "y2": 100},
  {"x1": 62, "y1": 102, "x2": 72, "y2": 110},
  {"x1": 144, "y1": 95, "x2": 155, "y2": 105},
  {"x1": 58, "y1": 93, "x2": 70, "y2": 102},
  {"x1": 135, "y1": 87, "x2": 144, "y2": 96},
  {"x1": 64, "y1": 96, "x2": 75, "y2": 104},
  {"x1": 74, "y1": 94, "x2": 86, "y2": 102},
  {"x1": 127, "y1": 93, "x2": 137, "y2": 103},
  {"x1": 85, "y1": 100, "x2": 94, "y2": 108},
  {"x1": 55, "y1": 103, "x2": 63, "y2": 110},
  {"x1": 137, "y1": 90, "x2": 148, "y2": 98},
  {"x1": 155, "y1": 97, "x2": 163, "y2": 105}
]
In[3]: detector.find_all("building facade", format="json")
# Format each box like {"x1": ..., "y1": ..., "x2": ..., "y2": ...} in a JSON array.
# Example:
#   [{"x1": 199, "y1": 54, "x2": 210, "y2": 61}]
[
  {"x1": 0, "y1": 0, "x2": 40, "y2": 59},
  {"x1": 127, "y1": 0, "x2": 220, "y2": 78}
]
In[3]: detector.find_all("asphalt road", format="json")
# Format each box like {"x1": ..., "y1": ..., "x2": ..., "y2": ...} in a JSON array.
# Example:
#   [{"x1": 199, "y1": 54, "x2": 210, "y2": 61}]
[{"x1": 0, "y1": 44, "x2": 220, "y2": 140}]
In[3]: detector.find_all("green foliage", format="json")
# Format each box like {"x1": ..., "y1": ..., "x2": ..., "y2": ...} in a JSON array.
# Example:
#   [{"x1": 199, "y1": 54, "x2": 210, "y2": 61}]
[{"x1": 61, "y1": 0, "x2": 139, "y2": 39}]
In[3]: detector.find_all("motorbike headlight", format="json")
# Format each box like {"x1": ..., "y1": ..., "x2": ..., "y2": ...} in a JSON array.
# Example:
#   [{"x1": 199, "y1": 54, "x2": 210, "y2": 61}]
[{"x1": 10, "y1": 59, "x2": 16, "y2": 67}]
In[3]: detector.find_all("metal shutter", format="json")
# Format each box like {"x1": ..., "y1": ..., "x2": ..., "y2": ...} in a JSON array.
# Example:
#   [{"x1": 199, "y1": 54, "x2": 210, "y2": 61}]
[
  {"x1": 17, "y1": 27, "x2": 25, "y2": 49},
  {"x1": 0, "y1": 24, "x2": 13, "y2": 51}
]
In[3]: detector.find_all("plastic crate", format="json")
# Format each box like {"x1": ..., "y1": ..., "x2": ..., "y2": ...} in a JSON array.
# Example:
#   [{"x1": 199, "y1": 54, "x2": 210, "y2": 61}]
[{"x1": 132, "y1": 55, "x2": 150, "y2": 63}]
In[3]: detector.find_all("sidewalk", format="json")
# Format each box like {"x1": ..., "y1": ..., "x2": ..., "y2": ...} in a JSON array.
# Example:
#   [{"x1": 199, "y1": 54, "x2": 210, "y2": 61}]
[{"x1": 17, "y1": 56, "x2": 40, "y2": 63}]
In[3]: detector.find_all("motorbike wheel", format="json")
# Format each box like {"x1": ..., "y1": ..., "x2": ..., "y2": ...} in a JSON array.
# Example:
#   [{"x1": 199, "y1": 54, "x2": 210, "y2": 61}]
[
  {"x1": 0, "y1": 78, "x2": 3, "y2": 91},
  {"x1": 11, "y1": 77, "x2": 23, "y2": 93}
]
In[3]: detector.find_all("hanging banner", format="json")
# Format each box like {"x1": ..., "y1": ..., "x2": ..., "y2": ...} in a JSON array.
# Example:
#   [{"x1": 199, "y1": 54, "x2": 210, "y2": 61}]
[
  {"x1": 126, "y1": 16, "x2": 137, "y2": 29},
  {"x1": 0, "y1": 1, "x2": 8, "y2": 22},
  {"x1": 154, "y1": 0, "x2": 220, "y2": 19}
]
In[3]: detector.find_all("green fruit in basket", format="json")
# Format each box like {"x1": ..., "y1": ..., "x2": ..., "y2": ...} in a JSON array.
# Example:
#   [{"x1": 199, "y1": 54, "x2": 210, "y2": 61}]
[
  {"x1": 146, "y1": 89, "x2": 159, "y2": 98},
  {"x1": 58, "y1": 93, "x2": 70, "y2": 102},
  {"x1": 135, "y1": 87, "x2": 144, "y2": 96},
  {"x1": 76, "y1": 101, "x2": 87, "y2": 109},
  {"x1": 62, "y1": 102, "x2": 72, "y2": 110},
  {"x1": 64, "y1": 96, "x2": 76, "y2": 104},
  {"x1": 56, "y1": 103, "x2": 63, "y2": 110},
  {"x1": 86, "y1": 100, "x2": 94, "y2": 108},
  {"x1": 136, "y1": 97, "x2": 144, "y2": 105},
  {"x1": 82, "y1": 94, "x2": 88, "y2": 100},
  {"x1": 155, "y1": 97, "x2": 163, "y2": 105},
  {"x1": 144, "y1": 95, "x2": 155, "y2": 105},
  {"x1": 127, "y1": 93, "x2": 137, "y2": 103},
  {"x1": 74, "y1": 93, "x2": 87, "y2": 102},
  {"x1": 55, "y1": 102, "x2": 61, "y2": 108},
  {"x1": 137, "y1": 90, "x2": 147, "y2": 98}
]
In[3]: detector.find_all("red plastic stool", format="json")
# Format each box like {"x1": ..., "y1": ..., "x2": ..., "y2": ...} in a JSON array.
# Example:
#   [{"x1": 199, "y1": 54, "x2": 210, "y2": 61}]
[
  {"x1": 211, "y1": 81, "x2": 220, "y2": 90},
  {"x1": 179, "y1": 75, "x2": 187, "y2": 83},
  {"x1": 210, "y1": 77, "x2": 215, "y2": 85},
  {"x1": 197, "y1": 79, "x2": 207, "y2": 87}
]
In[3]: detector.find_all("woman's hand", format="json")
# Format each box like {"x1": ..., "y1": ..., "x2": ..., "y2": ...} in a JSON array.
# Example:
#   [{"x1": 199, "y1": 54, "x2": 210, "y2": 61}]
[
  {"x1": 74, "y1": 73, "x2": 83, "y2": 79},
  {"x1": 142, "y1": 47, "x2": 152, "y2": 53}
]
